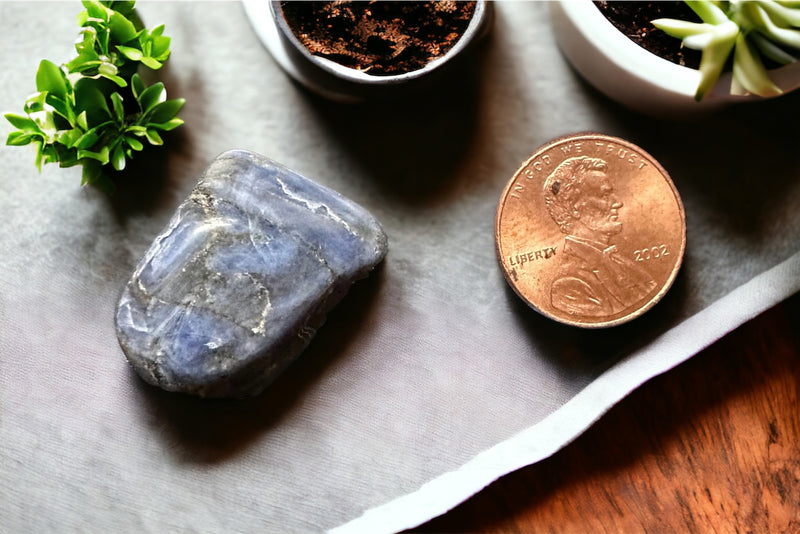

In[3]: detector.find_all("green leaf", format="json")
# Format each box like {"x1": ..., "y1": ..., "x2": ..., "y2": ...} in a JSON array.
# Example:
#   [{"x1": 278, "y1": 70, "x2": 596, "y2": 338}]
[
  {"x1": 78, "y1": 144, "x2": 110, "y2": 164},
  {"x1": 733, "y1": 33, "x2": 783, "y2": 96},
  {"x1": 751, "y1": 31, "x2": 799, "y2": 64},
  {"x1": 74, "y1": 78, "x2": 111, "y2": 125},
  {"x1": 111, "y1": 142, "x2": 126, "y2": 170},
  {"x1": 140, "y1": 56, "x2": 163, "y2": 70},
  {"x1": 76, "y1": 9, "x2": 90, "y2": 28},
  {"x1": 117, "y1": 45, "x2": 143, "y2": 61},
  {"x1": 77, "y1": 110, "x2": 89, "y2": 130},
  {"x1": 4, "y1": 113, "x2": 39, "y2": 132},
  {"x1": 756, "y1": 0, "x2": 800, "y2": 27},
  {"x1": 686, "y1": 0, "x2": 729, "y2": 24},
  {"x1": 125, "y1": 135, "x2": 143, "y2": 151},
  {"x1": 34, "y1": 139, "x2": 45, "y2": 171},
  {"x1": 145, "y1": 129, "x2": 163, "y2": 145},
  {"x1": 44, "y1": 94, "x2": 74, "y2": 123},
  {"x1": 66, "y1": 59, "x2": 103, "y2": 74},
  {"x1": 125, "y1": 124, "x2": 147, "y2": 135},
  {"x1": 147, "y1": 98, "x2": 184, "y2": 123},
  {"x1": 137, "y1": 82, "x2": 165, "y2": 113},
  {"x1": 74, "y1": 128, "x2": 101, "y2": 150},
  {"x1": 97, "y1": 61, "x2": 118, "y2": 77},
  {"x1": 131, "y1": 73, "x2": 145, "y2": 99},
  {"x1": 651, "y1": 19, "x2": 717, "y2": 40},
  {"x1": 73, "y1": 121, "x2": 113, "y2": 149},
  {"x1": 150, "y1": 34, "x2": 171, "y2": 59},
  {"x1": 82, "y1": 1, "x2": 110, "y2": 21},
  {"x1": 6, "y1": 131, "x2": 41, "y2": 146},
  {"x1": 695, "y1": 25, "x2": 738, "y2": 100},
  {"x1": 149, "y1": 118, "x2": 184, "y2": 131},
  {"x1": 23, "y1": 92, "x2": 48, "y2": 114},
  {"x1": 749, "y1": 3, "x2": 800, "y2": 49},
  {"x1": 110, "y1": 91, "x2": 125, "y2": 122},
  {"x1": 108, "y1": 10, "x2": 138, "y2": 44},
  {"x1": 101, "y1": 73, "x2": 128, "y2": 87},
  {"x1": 74, "y1": 27, "x2": 96, "y2": 54},
  {"x1": 103, "y1": 1, "x2": 137, "y2": 16},
  {"x1": 58, "y1": 128, "x2": 84, "y2": 148},
  {"x1": 149, "y1": 24, "x2": 164, "y2": 37},
  {"x1": 66, "y1": 50, "x2": 102, "y2": 73},
  {"x1": 35, "y1": 60, "x2": 68, "y2": 99}
]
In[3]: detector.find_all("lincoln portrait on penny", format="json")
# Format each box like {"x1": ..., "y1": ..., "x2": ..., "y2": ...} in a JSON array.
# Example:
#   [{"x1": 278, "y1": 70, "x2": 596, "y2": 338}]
[{"x1": 542, "y1": 156, "x2": 656, "y2": 317}]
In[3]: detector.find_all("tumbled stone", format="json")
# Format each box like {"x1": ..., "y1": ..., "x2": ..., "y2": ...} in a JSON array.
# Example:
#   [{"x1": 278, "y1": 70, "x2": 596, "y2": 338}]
[{"x1": 115, "y1": 150, "x2": 387, "y2": 398}]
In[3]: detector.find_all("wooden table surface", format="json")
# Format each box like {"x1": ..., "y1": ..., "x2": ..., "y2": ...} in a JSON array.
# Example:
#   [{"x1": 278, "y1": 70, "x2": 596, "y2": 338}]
[{"x1": 411, "y1": 292, "x2": 800, "y2": 533}]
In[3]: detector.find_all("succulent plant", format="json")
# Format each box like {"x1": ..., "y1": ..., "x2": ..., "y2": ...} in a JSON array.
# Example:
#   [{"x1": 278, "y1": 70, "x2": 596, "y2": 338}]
[{"x1": 652, "y1": 0, "x2": 800, "y2": 101}]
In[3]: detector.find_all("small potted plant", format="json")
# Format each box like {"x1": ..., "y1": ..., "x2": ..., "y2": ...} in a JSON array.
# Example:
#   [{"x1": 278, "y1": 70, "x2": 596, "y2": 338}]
[
  {"x1": 550, "y1": 0, "x2": 800, "y2": 116},
  {"x1": 243, "y1": 0, "x2": 493, "y2": 101}
]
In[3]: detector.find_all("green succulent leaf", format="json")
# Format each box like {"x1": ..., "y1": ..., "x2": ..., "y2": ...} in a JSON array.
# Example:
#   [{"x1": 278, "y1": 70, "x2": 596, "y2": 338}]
[
  {"x1": 750, "y1": 32, "x2": 799, "y2": 64},
  {"x1": 732, "y1": 32, "x2": 783, "y2": 95},
  {"x1": 653, "y1": 0, "x2": 800, "y2": 100},
  {"x1": 696, "y1": 20, "x2": 739, "y2": 100},
  {"x1": 651, "y1": 19, "x2": 716, "y2": 40},
  {"x1": 757, "y1": 0, "x2": 800, "y2": 26},
  {"x1": 686, "y1": 0, "x2": 730, "y2": 24}
]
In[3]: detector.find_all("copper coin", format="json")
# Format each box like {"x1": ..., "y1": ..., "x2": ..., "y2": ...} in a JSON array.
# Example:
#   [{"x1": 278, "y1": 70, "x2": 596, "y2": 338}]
[{"x1": 495, "y1": 133, "x2": 686, "y2": 328}]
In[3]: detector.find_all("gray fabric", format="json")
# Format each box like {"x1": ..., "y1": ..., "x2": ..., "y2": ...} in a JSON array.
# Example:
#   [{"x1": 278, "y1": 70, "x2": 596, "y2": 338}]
[{"x1": 1, "y1": 2, "x2": 799, "y2": 533}]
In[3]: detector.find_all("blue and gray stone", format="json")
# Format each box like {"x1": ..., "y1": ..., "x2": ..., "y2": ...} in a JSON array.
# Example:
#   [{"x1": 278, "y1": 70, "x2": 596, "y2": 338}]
[{"x1": 115, "y1": 150, "x2": 388, "y2": 398}]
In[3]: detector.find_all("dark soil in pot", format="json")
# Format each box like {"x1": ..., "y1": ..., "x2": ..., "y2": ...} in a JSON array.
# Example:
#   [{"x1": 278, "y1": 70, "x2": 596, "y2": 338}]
[
  {"x1": 594, "y1": 1, "x2": 702, "y2": 69},
  {"x1": 279, "y1": 1, "x2": 477, "y2": 76}
]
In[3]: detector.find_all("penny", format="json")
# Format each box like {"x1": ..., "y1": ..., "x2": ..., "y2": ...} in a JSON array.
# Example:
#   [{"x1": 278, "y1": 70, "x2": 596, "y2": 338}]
[{"x1": 495, "y1": 133, "x2": 686, "y2": 328}]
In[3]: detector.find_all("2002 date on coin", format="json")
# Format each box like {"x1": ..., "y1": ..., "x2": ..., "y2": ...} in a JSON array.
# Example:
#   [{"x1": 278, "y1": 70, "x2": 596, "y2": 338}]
[{"x1": 495, "y1": 133, "x2": 686, "y2": 328}]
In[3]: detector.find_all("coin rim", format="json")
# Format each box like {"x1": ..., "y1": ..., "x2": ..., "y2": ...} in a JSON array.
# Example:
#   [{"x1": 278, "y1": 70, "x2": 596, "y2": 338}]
[{"x1": 495, "y1": 132, "x2": 687, "y2": 328}]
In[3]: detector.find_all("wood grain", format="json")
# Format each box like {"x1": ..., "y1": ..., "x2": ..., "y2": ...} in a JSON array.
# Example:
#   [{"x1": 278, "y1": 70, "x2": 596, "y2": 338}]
[{"x1": 412, "y1": 293, "x2": 800, "y2": 533}]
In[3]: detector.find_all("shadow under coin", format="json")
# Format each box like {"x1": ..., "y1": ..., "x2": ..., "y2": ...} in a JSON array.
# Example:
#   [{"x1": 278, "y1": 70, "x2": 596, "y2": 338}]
[{"x1": 504, "y1": 261, "x2": 691, "y2": 382}]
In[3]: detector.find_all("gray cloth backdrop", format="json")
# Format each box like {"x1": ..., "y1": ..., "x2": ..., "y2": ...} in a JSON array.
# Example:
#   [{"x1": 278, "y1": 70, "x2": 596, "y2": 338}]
[{"x1": 2, "y1": 2, "x2": 799, "y2": 533}]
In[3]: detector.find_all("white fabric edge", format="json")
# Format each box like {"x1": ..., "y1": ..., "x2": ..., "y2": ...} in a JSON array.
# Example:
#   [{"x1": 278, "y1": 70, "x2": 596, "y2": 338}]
[{"x1": 330, "y1": 250, "x2": 800, "y2": 534}]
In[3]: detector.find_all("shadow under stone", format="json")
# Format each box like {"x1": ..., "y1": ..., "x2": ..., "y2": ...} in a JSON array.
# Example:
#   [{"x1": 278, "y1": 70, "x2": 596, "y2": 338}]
[{"x1": 130, "y1": 263, "x2": 386, "y2": 464}]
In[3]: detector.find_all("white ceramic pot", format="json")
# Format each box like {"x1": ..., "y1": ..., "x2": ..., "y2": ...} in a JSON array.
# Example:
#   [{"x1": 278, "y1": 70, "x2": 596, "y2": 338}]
[
  {"x1": 550, "y1": 0, "x2": 800, "y2": 116},
  {"x1": 243, "y1": 0, "x2": 493, "y2": 101}
]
